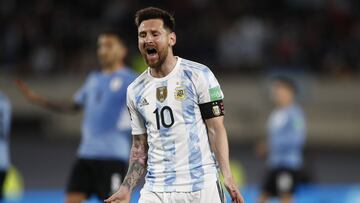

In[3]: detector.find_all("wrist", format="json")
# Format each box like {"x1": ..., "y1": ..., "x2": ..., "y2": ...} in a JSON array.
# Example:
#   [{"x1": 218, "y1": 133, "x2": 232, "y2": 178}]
[
  {"x1": 121, "y1": 182, "x2": 134, "y2": 192},
  {"x1": 221, "y1": 169, "x2": 233, "y2": 179},
  {"x1": 222, "y1": 173, "x2": 235, "y2": 184}
]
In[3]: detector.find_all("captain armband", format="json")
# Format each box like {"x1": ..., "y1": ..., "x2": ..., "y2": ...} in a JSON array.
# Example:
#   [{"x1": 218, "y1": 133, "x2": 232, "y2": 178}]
[{"x1": 199, "y1": 100, "x2": 225, "y2": 120}]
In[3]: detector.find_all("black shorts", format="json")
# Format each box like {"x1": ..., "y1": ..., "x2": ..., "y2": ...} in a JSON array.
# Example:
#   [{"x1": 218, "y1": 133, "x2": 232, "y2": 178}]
[
  {"x1": 262, "y1": 168, "x2": 301, "y2": 196},
  {"x1": 66, "y1": 158, "x2": 128, "y2": 200},
  {"x1": 0, "y1": 170, "x2": 7, "y2": 199}
]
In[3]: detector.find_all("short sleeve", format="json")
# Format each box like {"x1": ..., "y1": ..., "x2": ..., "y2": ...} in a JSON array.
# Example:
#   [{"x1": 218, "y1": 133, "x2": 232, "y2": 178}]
[
  {"x1": 196, "y1": 68, "x2": 224, "y2": 104},
  {"x1": 73, "y1": 74, "x2": 92, "y2": 106},
  {"x1": 127, "y1": 87, "x2": 146, "y2": 135}
]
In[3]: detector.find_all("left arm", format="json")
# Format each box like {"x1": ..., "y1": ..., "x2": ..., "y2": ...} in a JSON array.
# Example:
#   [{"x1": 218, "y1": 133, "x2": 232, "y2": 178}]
[
  {"x1": 195, "y1": 66, "x2": 244, "y2": 202},
  {"x1": 206, "y1": 116, "x2": 244, "y2": 203}
]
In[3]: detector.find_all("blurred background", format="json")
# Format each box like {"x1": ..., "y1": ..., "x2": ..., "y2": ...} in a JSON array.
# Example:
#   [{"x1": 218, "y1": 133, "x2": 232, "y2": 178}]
[{"x1": 0, "y1": 0, "x2": 359, "y2": 202}]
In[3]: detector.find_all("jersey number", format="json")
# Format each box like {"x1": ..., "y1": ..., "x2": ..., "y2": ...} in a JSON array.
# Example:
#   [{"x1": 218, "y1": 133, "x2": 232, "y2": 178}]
[{"x1": 153, "y1": 106, "x2": 174, "y2": 130}]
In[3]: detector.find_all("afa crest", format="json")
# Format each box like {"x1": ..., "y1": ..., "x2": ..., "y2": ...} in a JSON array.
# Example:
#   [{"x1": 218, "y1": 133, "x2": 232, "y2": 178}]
[
  {"x1": 174, "y1": 86, "x2": 186, "y2": 101},
  {"x1": 212, "y1": 106, "x2": 221, "y2": 116},
  {"x1": 156, "y1": 86, "x2": 167, "y2": 102}
]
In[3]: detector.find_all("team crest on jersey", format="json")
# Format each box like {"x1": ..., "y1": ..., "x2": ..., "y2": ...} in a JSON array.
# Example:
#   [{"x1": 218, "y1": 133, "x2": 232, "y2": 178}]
[
  {"x1": 174, "y1": 86, "x2": 186, "y2": 101},
  {"x1": 212, "y1": 105, "x2": 221, "y2": 116},
  {"x1": 110, "y1": 77, "x2": 123, "y2": 92},
  {"x1": 156, "y1": 86, "x2": 167, "y2": 102}
]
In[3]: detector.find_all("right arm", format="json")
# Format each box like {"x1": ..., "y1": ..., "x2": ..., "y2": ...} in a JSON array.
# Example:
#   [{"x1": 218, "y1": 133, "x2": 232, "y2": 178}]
[
  {"x1": 104, "y1": 133, "x2": 148, "y2": 203},
  {"x1": 15, "y1": 79, "x2": 81, "y2": 114},
  {"x1": 105, "y1": 85, "x2": 148, "y2": 203}
]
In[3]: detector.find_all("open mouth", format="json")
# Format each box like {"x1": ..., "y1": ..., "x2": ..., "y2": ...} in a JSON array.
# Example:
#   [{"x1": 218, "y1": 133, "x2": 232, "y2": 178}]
[{"x1": 146, "y1": 48, "x2": 157, "y2": 56}]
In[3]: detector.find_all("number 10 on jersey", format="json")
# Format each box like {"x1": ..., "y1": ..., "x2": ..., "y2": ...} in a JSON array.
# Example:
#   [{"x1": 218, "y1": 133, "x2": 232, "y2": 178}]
[{"x1": 153, "y1": 106, "x2": 174, "y2": 130}]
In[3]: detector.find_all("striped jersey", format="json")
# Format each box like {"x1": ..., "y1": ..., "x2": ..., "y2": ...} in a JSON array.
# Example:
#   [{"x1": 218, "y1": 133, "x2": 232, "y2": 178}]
[
  {"x1": 0, "y1": 91, "x2": 11, "y2": 170},
  {"x1": 267, "y1": 104, "x2": 306, "y2": 170},
  {"x1": 74, "y1": 68, "x2": 137, "y2": 160},
  {"x1": 127, "y1": 57, "x2": 224, "y2": 192}
]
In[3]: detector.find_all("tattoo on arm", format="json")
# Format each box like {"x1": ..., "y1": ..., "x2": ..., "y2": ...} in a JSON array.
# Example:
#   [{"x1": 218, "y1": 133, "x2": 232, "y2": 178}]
[{"x1": 122, "y1": 133, "x2": 148, "y2": 191}]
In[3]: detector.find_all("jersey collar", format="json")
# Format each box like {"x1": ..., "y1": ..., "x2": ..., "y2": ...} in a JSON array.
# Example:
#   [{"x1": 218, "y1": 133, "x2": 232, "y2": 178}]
[{"x1": 147, "y1": 57, "x2": 182, "y2": 81}]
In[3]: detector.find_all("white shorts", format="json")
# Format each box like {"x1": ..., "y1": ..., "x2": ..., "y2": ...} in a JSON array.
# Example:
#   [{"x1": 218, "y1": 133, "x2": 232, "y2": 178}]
[{"x1": 138, "y1": 181, "x2": 226, "y2": 203}]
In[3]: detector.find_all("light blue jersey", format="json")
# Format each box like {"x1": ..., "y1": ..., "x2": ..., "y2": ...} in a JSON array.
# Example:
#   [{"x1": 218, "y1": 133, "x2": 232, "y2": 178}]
[
  {"x1": 267, "y1": 104, "x2": 306, "y2": 170},
  {"x1": 74, "y1": 68, "x2": 137, "y2": 160},
  {"x1": 0, "y1": 92, "x2": 11, "y2": 171},
  {"x1": 127, "y1": 57, "x2": 223, "y2": 192}
]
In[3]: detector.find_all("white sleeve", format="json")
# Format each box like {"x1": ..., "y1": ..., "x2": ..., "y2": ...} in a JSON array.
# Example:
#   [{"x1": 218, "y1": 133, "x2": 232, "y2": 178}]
[
  {"x1": 127, "y1": 87, "x2": 147, "y2": 135},
  {"x1": 196, "y1": 68, "x2": 224, "y2": 104}
]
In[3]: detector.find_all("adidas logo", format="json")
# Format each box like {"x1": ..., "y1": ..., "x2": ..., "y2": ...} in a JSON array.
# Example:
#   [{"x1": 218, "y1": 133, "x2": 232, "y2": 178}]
[{"x1": 140, "y1": 98, "x2": 149, "y2": 107}]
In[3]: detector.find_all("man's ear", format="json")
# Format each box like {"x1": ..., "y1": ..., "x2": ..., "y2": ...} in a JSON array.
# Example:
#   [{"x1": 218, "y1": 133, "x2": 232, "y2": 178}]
[{"x1": 169, "y1": 32, "x2": 176, "y2": 47}]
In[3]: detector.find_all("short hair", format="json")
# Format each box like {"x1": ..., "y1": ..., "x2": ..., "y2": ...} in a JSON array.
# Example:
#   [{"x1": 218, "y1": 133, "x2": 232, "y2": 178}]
[
  {"x1": 135, "y1": 7, "x2": 175, "y2": 32},
  {"x1": 273, "y1": 76, "x2": 298, "y2": 94},
  {"x1": 99, "y1": 30, "x2": 125, "y2": 45}
]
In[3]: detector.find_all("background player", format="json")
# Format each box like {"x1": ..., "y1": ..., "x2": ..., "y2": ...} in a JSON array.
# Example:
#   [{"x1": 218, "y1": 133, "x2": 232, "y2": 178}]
[
  {"x1": 0, "y1": 90, "x2": 11, "y2": 200},
  {"x1": 15, "y1": 32, "x2": 137, "y2": 203},
  {"x1": 106, "y1": 7, "x2": 244, "y2": 203},
  {"x1": 256, "y1": 77, "x2": 306, "y2": 203}
]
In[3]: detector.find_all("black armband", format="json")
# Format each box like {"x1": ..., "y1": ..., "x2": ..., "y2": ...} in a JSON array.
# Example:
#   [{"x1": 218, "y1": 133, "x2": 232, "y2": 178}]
[{"x1": 199, "y1": 100, "x2": 225, "y2": 120}]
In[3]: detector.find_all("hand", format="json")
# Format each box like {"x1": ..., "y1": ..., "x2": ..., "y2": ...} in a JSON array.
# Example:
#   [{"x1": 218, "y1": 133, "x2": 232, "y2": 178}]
[
  {"x1": 255, "y1": 141, "x2": 267, "y2": 159},
  {"x1": 104, "y1": 186, "x2": 131, "y2": 203},
  {"x1": 224, "y1": 177, "x2": 245, "y2": 203},
  {"x1": 14, "y1": 79, "x2": 42, "y2": 103}
]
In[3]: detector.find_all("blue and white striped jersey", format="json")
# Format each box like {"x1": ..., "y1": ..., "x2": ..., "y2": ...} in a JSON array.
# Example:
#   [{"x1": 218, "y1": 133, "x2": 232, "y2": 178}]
[
  {"x1": 0, "y1": 91, "x2": 11, "y2": 170},
  {"x1": 127, "y1": 57, "x2": 224, "y2": 192},
  {"x1": 74, "y1": 68, "x2": 137, "y2": 160},
  {"x1": 267, "y1": 104, "x2": 306, "y2": 170}
]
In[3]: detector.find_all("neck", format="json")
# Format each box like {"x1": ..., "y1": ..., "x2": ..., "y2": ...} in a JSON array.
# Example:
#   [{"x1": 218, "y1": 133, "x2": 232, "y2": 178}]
[
  {"x1": 102, "y1": 62, "x2": 124, "y2": 74},
  {"x1": 150, "y1": 54, "x2": 177, "y2": 78}
]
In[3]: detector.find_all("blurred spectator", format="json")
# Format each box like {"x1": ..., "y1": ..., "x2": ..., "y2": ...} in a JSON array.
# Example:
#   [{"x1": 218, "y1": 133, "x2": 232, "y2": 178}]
[
  {"x1": 30, "y1": 43, "x2": 56, "y2": 74},
  {"x1": 218, "y1": 16, "x2": 269, "y2": 69},
  {"x1": 0, "y1": 0, "x2": 359, "y2": 75}
]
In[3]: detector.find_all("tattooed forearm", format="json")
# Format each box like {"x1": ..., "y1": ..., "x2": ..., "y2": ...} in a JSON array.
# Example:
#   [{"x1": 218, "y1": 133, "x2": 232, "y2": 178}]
[
  {"x1": 121, "y1": 133, "x2": 148, "y2": 191},
  {"x1": 122, "y1": 161, "x2": 146, "y2": 190}
]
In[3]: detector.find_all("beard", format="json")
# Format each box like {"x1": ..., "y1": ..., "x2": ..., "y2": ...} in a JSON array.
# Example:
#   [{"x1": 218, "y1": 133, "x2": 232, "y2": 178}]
[{"x1": 143, "y1": 46, "x2": 168, "y2": 69}]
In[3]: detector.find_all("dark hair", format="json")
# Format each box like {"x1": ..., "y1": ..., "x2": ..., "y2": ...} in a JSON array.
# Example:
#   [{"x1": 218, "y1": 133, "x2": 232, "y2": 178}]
[
  {"x1": 135, "y1": 7, "x2": 175, "y2": 32},
  {"x1": 99, "y1": 30, "x2": 125, "y2": 45},
  {"x1": 273, "y1": 76, "x2": 298, "y2": 94}
]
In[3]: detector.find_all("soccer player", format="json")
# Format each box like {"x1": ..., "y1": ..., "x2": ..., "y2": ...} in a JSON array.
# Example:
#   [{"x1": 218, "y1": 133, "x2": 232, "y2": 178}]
[
  {"x1": 15, "y1": 32, "x2": 137, "y2": 203},
  {"x1": 0, "y1": 91, "x2": 11, "y2": 200},
  {"x1": 105, "y1": 7, "x2": 244, "y2": 203},
  {"x1": 256, "y1": 77, "x2": 306, "y2": 203}
]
